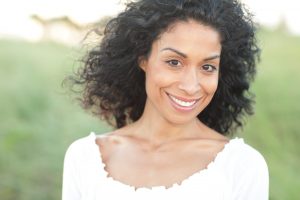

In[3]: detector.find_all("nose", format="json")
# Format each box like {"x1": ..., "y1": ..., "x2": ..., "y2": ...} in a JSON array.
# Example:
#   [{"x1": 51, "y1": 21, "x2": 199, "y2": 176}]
[{"x1": 178, "y1": 68, "x2": 201, "y2": 95}]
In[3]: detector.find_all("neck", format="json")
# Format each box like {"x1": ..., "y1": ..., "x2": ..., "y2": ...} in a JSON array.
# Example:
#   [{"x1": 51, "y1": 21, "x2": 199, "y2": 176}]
[{"x1": 129, "y1": 99, "x2": 203, "y2": 146}]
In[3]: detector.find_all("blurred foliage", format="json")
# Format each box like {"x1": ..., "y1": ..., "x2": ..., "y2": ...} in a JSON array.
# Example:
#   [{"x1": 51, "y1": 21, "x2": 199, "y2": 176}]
[
  {"x1": 0, "y1": 28, "x2": 299, "y2": 200},
  {"x1": 0, "y1": 39, "x2": 110, "y2": 200},
  {"x1": 239, "y1": 28, "x2": 300, "y2": 200}
]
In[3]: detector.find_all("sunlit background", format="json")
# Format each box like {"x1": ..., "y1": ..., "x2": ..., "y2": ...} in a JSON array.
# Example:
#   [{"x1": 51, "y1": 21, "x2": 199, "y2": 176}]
[
  {"x1": 1, "y1": 0, "x2": 300, "y2": 42},
  {"x1": 0, "y1": 0, "x2": 300, "y2": 200}
]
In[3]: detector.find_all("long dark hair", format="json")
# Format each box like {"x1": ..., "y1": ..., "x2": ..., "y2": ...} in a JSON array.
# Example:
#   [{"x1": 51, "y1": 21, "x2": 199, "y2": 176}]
[{"x1": 66, "y1": 0, "x2": 260, "y2": 135}]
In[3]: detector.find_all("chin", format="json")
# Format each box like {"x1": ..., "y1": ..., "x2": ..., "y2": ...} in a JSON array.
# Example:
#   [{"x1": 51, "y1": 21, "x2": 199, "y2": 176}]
[{"x1": 163, "y1": 113, "x2": 200, "y2": 126}]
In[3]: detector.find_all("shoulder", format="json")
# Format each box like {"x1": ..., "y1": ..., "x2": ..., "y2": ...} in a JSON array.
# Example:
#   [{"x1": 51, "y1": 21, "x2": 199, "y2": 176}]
[
  {"x1": 223, "y1": 138, "x2": 269, "y2": 184},
  {"x1": 226, "y1": 138, "x2": 268, "y2": 169},
  {"x1": 66, "y1": 132, "x2": 95, "y2": 150},
  {"x1": 236, "y1": 140, "x2": 268, "y2": 170},
  {"x1": 64, "y1": 132, "x2": 98, "y2": 162},
  {"x1": 224, "y1": 138, "x2": 269, "y2": 199}
]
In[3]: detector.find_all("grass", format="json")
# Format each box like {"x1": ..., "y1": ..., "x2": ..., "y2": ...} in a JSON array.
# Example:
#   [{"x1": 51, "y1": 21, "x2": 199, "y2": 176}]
[
  {"x1": 240, "y1": 28, "x2": 300, "y2": 199},
  {"x1": 0, "y1": 28, "x2": 299, "y2": 199},
  {"x1": 0, "y1": 39, "x2": 110, "y2": 200}
]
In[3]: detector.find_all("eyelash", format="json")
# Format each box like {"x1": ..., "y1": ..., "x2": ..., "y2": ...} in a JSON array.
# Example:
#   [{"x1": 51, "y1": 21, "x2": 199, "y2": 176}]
[
  {"x1": 166, "y1": 59, "x2": 182, "y2": 67},
  {"x1": 166, "y1": 59, "x2": 217, "y2": 73},
  {"x1": 201, "y1": 64, "x2": 217, "y2": 72}
]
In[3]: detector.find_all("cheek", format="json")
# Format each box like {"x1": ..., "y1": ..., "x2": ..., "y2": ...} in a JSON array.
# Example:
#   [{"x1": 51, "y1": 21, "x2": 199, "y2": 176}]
[
  {"x1": 146, "y1": 65, "x2": 174, "y2": 88},
  {"x1": 201, "y1": 75, "x2": 219, "y2": 95}
]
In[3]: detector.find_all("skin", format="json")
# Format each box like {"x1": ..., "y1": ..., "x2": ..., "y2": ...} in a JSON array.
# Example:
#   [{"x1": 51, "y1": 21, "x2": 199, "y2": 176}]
[{"x1": 96, "y1": 19, "x2": 229, "y2": 189}]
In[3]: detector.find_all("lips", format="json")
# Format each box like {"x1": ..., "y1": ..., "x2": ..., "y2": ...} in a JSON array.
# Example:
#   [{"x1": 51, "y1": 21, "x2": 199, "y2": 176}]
[{"x1": 166, "y1": 92, "x2": 200, "y2": 110}]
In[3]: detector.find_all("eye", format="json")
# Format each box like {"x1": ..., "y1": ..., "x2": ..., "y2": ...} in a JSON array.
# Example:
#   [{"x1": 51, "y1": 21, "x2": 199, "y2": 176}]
[
  {"x1": 202, "y1": 64, "x2": 217, "y2": 72},
  {"x1": 166, "y1": 59, "x2": 182, "y2": 67}
]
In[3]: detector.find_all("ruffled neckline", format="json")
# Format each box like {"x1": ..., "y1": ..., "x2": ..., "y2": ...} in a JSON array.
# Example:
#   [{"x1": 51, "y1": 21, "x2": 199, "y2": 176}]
[{"x1": 90, "y1": 132, "x2": 243, "y2": 191}]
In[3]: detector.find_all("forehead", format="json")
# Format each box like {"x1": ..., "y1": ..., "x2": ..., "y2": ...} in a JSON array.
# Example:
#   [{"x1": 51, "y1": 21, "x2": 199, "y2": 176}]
[
  {"x1": 154, "y1": 20, "x2": 221, "y2": 54},
  {"x1": 166, "y1": 20, "x2": 219, "y2": 38}
]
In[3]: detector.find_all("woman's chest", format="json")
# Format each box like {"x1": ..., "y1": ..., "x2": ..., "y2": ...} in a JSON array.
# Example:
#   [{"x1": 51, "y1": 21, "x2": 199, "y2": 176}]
[{"x1": 101, "y1": 144, "x2": 224, "y2": 189}]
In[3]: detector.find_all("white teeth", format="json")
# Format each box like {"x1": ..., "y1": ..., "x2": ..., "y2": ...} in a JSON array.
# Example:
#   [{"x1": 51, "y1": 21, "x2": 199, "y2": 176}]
[{"x1": 169, "y1": 95, "x2": 196, "y2": 107}]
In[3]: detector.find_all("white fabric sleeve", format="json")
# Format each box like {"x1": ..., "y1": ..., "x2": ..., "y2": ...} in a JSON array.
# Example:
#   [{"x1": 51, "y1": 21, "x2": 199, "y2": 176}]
[
  {"x1": 62, "y1": 142, "x2": 82, "y2": 200},
  {"x1": 231, "y1": 146, "x2": 269, "y2": 200}
]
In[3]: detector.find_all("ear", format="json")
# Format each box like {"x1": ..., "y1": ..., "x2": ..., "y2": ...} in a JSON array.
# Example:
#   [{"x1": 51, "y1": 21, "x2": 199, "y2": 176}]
[{"x1": 138, "y1": 56, "x2": 147, "y2": 71}]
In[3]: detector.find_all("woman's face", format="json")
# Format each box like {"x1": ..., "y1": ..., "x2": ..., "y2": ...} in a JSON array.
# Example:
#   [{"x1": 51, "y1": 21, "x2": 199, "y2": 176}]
[{"x1": 139, "y1": 19, "x2": 221, "y2": 124}]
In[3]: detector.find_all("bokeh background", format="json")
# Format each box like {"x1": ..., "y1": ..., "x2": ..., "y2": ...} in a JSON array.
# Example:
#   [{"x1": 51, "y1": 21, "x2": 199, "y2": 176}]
[{"x1": 0, "y1": 0, "x2": 299, "y2": 199}]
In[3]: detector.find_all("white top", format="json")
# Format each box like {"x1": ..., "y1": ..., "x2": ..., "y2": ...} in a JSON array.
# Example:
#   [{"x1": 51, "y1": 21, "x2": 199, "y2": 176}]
[{"x1": 62, "y1": 132, "x2": 269, "y2": 200}]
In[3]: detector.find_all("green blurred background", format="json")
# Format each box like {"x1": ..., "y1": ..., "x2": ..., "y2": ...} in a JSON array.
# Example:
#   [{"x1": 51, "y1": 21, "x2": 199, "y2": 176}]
[{"x1": 0, "y1": 24, "x2": 300, "y2": 200}]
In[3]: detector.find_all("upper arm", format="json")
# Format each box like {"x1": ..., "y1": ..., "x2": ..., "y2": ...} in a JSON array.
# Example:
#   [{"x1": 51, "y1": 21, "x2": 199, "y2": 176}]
[{"x1": 62, "y1": 142, "x2": 82, "y2": 200}]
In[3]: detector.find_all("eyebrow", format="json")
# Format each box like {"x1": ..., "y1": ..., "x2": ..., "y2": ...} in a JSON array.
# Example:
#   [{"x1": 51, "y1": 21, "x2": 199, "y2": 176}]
[
  {"x1": 161, "y1": 47, "x2": 187, "y2": 58},
  {"x1": 203, "y1": 54, "x2": 220, "y2": 61},
  {"x1": 161, "y1": 47, "x2": 220, "y2": 61}
]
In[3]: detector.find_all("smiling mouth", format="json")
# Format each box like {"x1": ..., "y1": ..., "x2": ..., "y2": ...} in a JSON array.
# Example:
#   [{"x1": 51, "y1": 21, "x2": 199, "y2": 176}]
[{"x1": 166, "y1": 92, "x2": 200, "y2": 108}]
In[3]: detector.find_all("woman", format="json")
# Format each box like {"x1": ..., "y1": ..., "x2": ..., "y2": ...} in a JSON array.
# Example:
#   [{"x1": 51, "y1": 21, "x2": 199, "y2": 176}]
[{"x1": 63, "y1": 0, "x2": 269, "y2": 199}]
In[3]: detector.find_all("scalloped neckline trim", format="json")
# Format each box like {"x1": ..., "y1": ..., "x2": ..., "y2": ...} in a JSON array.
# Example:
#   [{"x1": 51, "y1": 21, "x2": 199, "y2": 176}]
[{"x1": 91, "y1": 132, "x2": 242, "y2": 191}]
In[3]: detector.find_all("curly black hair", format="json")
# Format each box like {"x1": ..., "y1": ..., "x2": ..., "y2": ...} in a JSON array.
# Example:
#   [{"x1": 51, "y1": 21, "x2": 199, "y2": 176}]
[{"x1": 67, "y1": 0, "x2": 260, "y2": 135}]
